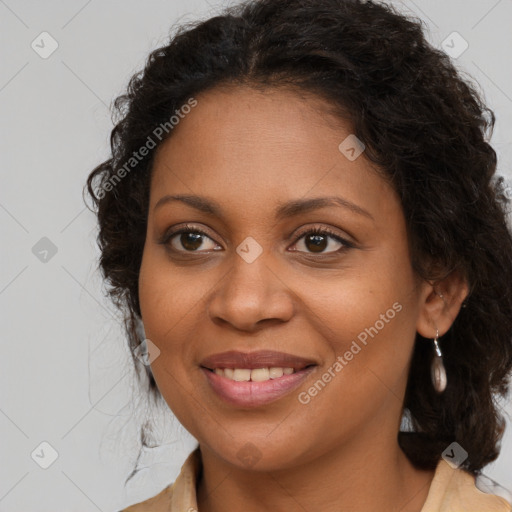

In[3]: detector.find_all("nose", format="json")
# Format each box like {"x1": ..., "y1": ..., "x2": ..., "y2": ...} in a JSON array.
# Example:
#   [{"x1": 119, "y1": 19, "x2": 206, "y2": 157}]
[{"x1": 207, "y1": 253, "x2": 295, "y2": 332}]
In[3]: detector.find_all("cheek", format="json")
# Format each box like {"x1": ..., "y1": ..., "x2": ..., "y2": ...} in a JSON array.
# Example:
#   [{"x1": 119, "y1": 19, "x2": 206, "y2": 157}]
[
  {"x1": 138, "y1": 247, "x2": 208, "y2": 340},
  {"x1": 138, "y1": 253, "x2": 196, "y2": 398},
  {"x1": 298, "y1": 262, "x2": 411, "y2": 338},
  {"x1": 293, "y1": 280, "x2": 417, "y2": 438},
  {"x1": 296, "y1": 254, "x2": 418, "y2": 389},
  {"x1": 138, "y1": 252, "x2": 204, "y2": 428}
]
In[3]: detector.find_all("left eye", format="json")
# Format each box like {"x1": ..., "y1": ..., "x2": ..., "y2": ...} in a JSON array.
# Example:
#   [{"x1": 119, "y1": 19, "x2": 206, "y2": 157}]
[{"x1": 291, "y1": 228, "x2": 351, "y2": 254}]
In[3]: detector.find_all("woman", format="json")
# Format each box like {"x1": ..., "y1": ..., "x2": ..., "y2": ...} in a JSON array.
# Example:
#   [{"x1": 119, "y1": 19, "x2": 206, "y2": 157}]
[{"x1": 85, "y1": 0, "x2": 512, "y2": 510}]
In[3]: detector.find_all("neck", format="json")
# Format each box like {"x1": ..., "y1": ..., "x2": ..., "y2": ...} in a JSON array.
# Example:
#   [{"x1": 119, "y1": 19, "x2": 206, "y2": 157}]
[{"x1": 196, "y1": 427, "x2": 435, "y2": 512}]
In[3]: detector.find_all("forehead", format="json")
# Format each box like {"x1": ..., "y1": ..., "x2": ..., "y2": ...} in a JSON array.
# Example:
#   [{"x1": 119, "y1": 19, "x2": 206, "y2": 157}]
[
  {"x1": 153, "y1": 86, "x2": 348, "y2": 170},
  {"x1": 149, "y1": 85, "x2": 395, "y2": 222}
]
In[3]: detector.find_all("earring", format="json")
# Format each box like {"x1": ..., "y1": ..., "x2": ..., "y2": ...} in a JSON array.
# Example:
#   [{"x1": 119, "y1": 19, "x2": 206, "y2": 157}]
[{"x1": 431, "y1": 329, "x2": 447, "y2": 393}]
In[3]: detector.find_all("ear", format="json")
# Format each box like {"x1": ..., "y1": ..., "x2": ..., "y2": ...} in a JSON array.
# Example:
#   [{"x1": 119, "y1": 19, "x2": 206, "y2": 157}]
[{"x1": 416, "y1": 268, "x2": 469, "y2": 338}]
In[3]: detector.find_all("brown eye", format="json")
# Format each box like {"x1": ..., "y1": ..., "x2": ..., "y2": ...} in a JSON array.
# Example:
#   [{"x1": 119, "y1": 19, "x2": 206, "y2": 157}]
[
  {"x1": 176, "y1": 232, "x2": 205, "y2": 251},
  {"x1": 291, "y1": 228, "x2": 352, "y2": 255},
  {"x1": 305, "y1": 234, "x2": 330, "y2": 252},
  {"x1": 160, "y1": 225, "x2": 220, "y2": 253}
]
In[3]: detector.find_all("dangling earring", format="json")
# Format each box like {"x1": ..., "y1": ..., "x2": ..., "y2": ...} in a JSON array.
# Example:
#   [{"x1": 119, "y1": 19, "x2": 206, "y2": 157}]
[{"x1": 431, "y1": 329, "x2": 447, "y2": 393}]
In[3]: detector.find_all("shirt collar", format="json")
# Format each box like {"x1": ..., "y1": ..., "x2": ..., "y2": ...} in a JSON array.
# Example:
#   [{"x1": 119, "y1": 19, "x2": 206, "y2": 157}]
[
  {"x1": 165, "y1": 447, "x2": 511, "y2": 512},
  {"x1": 169, "y1": 446, "x2": 201, "y2": 511}
]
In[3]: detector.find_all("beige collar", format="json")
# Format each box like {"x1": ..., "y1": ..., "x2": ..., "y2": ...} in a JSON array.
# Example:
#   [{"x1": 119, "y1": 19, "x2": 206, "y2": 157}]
[{"x1": 122, "y1": 447, "x2": 511, "y2": 512}]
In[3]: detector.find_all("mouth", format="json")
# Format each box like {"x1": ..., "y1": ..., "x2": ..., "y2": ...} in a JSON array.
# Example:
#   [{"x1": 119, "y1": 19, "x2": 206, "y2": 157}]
[
  {"x1": 205, "y1": 366, "x2": 309, "y2": 381},
  {"x1": 200, "y1": 350, "x2": 318, "y2": 407}
]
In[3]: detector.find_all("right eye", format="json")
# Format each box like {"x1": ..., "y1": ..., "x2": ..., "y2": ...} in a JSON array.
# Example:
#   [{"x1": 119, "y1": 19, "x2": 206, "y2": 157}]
[{"x1": 159, "y1": 225, "x2": 222, "y2": 253}]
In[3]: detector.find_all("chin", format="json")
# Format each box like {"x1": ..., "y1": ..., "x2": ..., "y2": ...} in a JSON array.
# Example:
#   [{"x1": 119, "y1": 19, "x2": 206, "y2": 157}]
[{"x1": 202, "y1": 434, "x2": 311, "y2": 473}]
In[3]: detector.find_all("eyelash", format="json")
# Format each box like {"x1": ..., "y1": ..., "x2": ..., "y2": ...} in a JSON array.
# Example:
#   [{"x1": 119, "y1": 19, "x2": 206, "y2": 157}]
[{"x1": 158, "y1": 224, "x2": 354, "y2": 255}]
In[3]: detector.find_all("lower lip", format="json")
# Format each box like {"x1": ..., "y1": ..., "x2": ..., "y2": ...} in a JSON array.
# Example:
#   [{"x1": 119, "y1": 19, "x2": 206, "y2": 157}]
[{"x1": 201, "y1": 366, "x2": 316, "y2": 408}]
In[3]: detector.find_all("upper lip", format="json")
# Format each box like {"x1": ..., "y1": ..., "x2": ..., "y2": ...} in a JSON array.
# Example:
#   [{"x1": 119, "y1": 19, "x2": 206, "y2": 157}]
[{"x1": 200, "y1": 350, "x2": 317, "y2": 371}]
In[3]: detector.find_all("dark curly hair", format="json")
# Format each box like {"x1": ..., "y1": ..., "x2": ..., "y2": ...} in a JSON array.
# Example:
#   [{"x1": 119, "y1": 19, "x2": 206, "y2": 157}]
[{"x1": 84, "y1": 0, "x2": 512, "y2": 478}]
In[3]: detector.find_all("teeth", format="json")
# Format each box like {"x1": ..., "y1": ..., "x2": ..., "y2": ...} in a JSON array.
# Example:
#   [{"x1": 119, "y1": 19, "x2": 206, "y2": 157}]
[
  {"x1": 269, "y1": 367, "x2": 283, "y2": 379},
  {"x1": 251, "y1": 368, "x2": 269, "y2": 382},
  {"x1": 212, "y1": 367, "x2": 296, "y2": 382},
  {"x1": 233, "y1": 369, "x2": 251, "y2": 381}
]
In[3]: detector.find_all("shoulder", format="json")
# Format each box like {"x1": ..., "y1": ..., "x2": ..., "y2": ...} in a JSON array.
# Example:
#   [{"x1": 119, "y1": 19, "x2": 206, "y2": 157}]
[
  {"x1": 454, "y1": 468, "x2": 511, "y2": 512},
  {"x1": 118, "y1": 484, "x2": 174, "y2": 512},
  {"x1": 118, "y1": 447, "x2": 202, "y2": 512},
  {"x1": 422, "y1": 458, "x2": 512, "y2": 512}
]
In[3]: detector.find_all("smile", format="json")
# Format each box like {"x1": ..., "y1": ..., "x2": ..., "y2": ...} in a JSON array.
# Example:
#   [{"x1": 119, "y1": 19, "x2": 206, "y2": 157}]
[{"x1": 200, "y1": 350, "x2": 317, "y2": 407}]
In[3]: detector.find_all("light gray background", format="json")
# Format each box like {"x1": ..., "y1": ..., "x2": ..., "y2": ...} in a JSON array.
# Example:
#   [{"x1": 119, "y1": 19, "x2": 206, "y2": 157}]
[{"x1": 1, "y1": 1, "x2": 511, "y2": 510}]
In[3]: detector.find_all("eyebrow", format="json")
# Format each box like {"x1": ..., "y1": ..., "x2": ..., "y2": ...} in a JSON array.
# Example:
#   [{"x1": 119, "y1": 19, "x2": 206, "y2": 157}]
[{"x1": 154, "y1": 194, "x2": 374, "y2": 221}]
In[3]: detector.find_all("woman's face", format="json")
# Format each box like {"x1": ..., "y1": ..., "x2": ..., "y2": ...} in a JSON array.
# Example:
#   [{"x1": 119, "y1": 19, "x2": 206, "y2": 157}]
[{"x1": 138, "y1": 85, "x2": 431, "y2": 471}]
